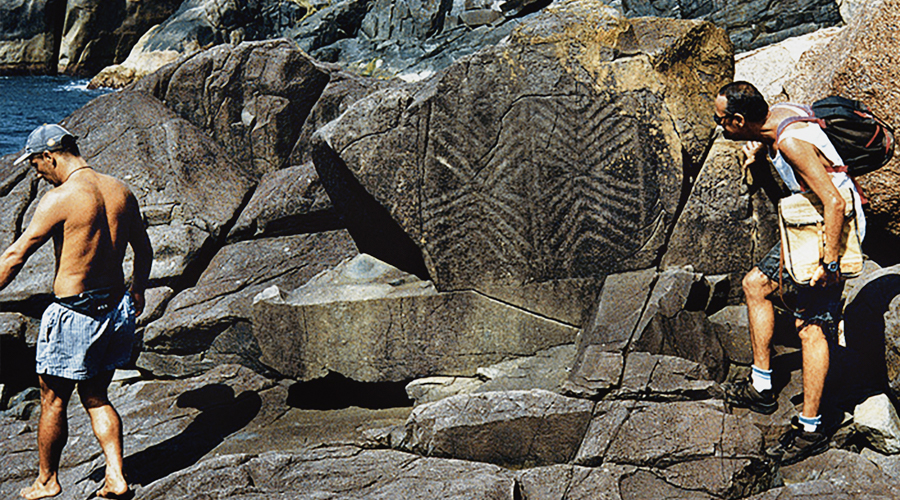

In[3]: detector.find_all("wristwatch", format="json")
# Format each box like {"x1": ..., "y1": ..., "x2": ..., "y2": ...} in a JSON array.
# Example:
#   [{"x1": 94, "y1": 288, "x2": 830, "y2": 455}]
[{"x1": 824, "y1": 260, "x2": 839, "y2": 274}]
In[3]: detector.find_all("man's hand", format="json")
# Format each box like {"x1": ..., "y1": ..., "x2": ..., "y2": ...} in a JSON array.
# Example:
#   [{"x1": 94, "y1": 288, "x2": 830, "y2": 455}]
[
  {"x1": 131, "y1": 289, "x2": 145, "y2": 318},
  {"x1": 742, "y1": 141, "x2": 767, "y2": 169},
  {"x1": 809, "y1": 264, "x2": 841, "y2": 287}
]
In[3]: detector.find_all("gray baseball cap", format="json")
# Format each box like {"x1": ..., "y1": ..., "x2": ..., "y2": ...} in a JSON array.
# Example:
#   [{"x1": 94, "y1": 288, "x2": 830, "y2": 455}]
[{"x1": 14, "y1": 124, "x2": 77, "y2": 165}]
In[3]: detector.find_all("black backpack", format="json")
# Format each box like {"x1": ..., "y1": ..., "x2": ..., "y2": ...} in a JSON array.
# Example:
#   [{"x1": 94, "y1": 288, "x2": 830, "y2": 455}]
[{"x1": 776, "y1": 96, "x2": 895, "y2": 176}]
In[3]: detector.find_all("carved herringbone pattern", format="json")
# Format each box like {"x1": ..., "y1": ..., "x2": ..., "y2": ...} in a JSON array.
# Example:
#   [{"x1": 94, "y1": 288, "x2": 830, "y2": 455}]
[
  {"x1": 424, "y1": 92, "x2": 664, "y2": 284},
  {"x1": 536, "y1": 95, "x2": 662, "y2": 276}
]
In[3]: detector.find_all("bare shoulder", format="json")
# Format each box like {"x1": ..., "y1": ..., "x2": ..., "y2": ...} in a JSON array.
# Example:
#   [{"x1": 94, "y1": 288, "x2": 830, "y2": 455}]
[
  {"x1": 37, "y1": 182, "x2": 78, "y2": 214},
  {"x1": 776, "y1": 133, "x2": 817, "y2": 158},
  {"x1": 94, "y1": 171, "x2": 132, "y2": 193},
  {"x1": 27, "y1": 183, "x2": 78, "y2": 231}
]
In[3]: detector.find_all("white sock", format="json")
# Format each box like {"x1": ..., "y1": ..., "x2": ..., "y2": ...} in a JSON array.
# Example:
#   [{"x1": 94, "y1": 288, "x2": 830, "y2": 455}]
[
  {"x1": 798, "y1": 414, "x2": 821, "y2": 432},
  {"x1": 751, "y1": 365, "x2": 773, "y2": 392}
]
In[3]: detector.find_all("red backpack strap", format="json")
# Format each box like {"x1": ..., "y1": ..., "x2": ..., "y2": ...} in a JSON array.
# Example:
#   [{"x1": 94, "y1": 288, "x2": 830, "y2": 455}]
[{"x1": 824, "y1": 165, "x2": 869, "y2": 204}]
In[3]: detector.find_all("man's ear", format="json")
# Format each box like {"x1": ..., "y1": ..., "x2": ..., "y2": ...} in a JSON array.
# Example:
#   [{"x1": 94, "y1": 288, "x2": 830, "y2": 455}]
[{"x1": 732, "y1": 113, "x2": 746, "y2": 128}]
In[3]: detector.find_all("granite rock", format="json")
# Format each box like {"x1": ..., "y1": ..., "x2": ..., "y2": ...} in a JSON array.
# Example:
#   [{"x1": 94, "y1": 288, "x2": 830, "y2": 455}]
[
  {"x1": 853, "y1": 393, "x2": 900, "y2": 454},
  {"x1": 786, "y1": 0, "x2": 900, "y2": 257},
  {"x1": 253, "y1": 283, "x2": 578, "y2": 382},
  {"x1": 402, "y1": 389, "x2": 594, "y2": 466},
  {"x1": 0, "y1": 0, "x2": 65, "y2": 74},
  {"x1": 143, "y1": 231, "x2": 358, "y2": 354},
  {"x1": 564, "y1": 268, "x2": 656, "y2": 397},
  {"x1": 56, "y1": 0, "x2": 182, "y2": 76},
  {"x1": 630, "y1": 268, "x2": 727, "y2": 381},
  {"x1": 136, "y1": 39, "x2": 331, "y2": 178},
  {"x1": 661, "y1": 136, "x2": 781, "y2": 277}
]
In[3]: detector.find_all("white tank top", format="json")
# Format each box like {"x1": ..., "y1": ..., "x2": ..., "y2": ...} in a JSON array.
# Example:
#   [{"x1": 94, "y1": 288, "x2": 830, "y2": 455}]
[{"x1": 769, "y1": 103, "x2": 866, "y2": 239}]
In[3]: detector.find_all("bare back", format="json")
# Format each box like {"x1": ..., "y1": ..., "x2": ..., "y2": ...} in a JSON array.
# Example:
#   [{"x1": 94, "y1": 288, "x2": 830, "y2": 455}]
[{"x1": 48, "y1": 169, "x2": 137, "y2": 297}]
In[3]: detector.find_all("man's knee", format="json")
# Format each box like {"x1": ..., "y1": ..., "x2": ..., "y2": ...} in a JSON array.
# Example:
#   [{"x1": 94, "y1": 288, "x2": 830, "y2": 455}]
[
  {"x1": 77, "y1": 371, "x2": 114, "y2": 409},
  {"x1": 743, "y1": 268, "x2": 777, "y2": 298},
  {"x1": 39, "y1": 375, "x2": 74, "y2": 411},
  {"x1": 798, "y1": 323, "x2": 827, "y2": 344}
]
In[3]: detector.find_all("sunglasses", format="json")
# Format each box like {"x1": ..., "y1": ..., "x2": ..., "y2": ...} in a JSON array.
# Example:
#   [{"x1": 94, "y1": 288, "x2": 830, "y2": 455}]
[{"x1": 713, "y1": 113, "x2": 733, "y2": 126}]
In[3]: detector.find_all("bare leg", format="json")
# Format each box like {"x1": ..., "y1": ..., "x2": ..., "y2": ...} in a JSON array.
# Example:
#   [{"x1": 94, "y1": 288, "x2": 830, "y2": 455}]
[
  {"x1": 797, "y1": 322, "x2": 829, "y2": 419},
  {"x1": 78, "y1": 371, "x2": 129, "y2": 498},
  {"x1": 20, "y1": 375, "x2": 75, "y2": 499},
  {"x1": 743, "y1": 268, "x2": 780, "y2": 370}
]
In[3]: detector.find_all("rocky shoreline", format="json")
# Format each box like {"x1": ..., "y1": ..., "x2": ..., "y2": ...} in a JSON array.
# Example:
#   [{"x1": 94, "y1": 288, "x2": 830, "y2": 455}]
[{"x1": 2, "y1": 0, "x2": 900, "y2": 498}]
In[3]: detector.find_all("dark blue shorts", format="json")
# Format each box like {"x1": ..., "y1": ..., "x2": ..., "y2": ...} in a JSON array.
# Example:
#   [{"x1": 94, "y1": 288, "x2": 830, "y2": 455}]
[{"x1": 756, "y1": 243, "x2": 843, "y2": 341}]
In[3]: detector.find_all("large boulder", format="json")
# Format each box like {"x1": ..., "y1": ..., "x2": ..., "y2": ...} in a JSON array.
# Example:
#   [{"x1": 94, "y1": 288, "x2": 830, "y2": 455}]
[
  {"x1": 620, "y1": 0, "x2": 840, "y2": 51},
  {"x1": 786, "y1": 0, "x2": 900, "y2": 257},
  {"x1": 564, "y1": 268, "x2": 656, "y2": 398},
  {"x1": 91, "y1": 0, "x2": 311, "y2": 88},
  {"x1": 290, "y1": 68, "x2": 399, "y2": 165},
  {"x1": 56, "y1": 0, "x2": 181, "y2": 76},
  {"x1": 252, "y1": 255, "x2": 578, "y2": 382},
  {"x1": 313, "y1": 0, "x2": 731, "y2": 294},
  {"x1": 571, "y1": 400, "x2": 771, "y2": 498},
  {"x1": 734, "y1": 26, "x2": 843, "y2": 103},
  {"x1": 226, "y1": 162, "x2": 340, "y2": 242},
  {"x1": 134, "y1": 39, "x2": 331, "y2": 178},
  {"x1": 140, "y1": 448, "x2": 516, "y2": 499},
  {"x1": 142, "y1": 230, "x2": 359, "y2": 354},
  {"x1": 402, "y1": 389, "x2": 594, "y2": 466},
  {"x1": 0, "y1": 0, "x2": 65, "y2": 74},
  {"x1": 628, "y1": 268, "x2": 727, "y2": 381},
  {"x1": 661, "y1": 136, "x2": 780, "y2": 278},
  {"x1": 840, "y1": 264, "x2": 900, "y2": 402}
]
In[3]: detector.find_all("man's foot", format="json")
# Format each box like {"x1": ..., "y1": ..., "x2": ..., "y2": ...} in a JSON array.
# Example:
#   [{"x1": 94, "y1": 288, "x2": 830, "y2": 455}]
[
  {"x1": 96, "y1": 476, "x2": 132, "y2": 499},
  {"x1": 766, "y1": 417, "x2": 829, "y2": 465},
  {"x1": 723, "y1": 377, "x2": 778, "y2": 415},
  {"x1": 19, "y1": 478, "x2": 61, "y2": 499}
]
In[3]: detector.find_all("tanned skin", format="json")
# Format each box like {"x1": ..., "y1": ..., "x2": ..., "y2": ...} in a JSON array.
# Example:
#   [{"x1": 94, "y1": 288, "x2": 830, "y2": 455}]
[
  {"x1": 0, "y1": 147, "x2": 152, "y2": 499},
  {"x1": 715, "y1": 94, "x2": 844, "y2": 423}
]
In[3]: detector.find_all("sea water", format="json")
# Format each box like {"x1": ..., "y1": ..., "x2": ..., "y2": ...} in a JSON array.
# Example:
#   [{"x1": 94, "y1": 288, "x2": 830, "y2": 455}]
[{"x1": 0, "y1": 76, "x2": 113, "y2": 158}]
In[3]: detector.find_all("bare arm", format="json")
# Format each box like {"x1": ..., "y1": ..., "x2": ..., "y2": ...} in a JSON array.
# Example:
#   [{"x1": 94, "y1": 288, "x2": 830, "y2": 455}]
[
  {"x1": 780, "y1": 136, "x2": 845, "y2": 286},
  {"x1": 126, "y1": 194, "x2": 152, "y2": 316},
  {"x1": 0, "y1": 192, "x2": 63, "y2": 290}
]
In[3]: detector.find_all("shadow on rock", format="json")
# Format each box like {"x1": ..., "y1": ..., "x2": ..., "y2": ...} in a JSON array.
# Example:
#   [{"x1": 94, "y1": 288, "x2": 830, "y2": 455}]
[
  {"x1": 827, "y1": 274, "x2": 900, "y2": 411},
  {"x1": 287, "y1": 372, "x2": 411, "y2": 410},
  {"x1": 88, "y1": 384, "x2": 261, "y2": 487}
]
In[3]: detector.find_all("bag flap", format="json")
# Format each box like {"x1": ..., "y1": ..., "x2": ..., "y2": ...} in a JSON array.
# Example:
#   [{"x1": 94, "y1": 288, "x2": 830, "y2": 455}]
[{"x1": 778, "y1": 189, "x2": 855, "y2": 225}]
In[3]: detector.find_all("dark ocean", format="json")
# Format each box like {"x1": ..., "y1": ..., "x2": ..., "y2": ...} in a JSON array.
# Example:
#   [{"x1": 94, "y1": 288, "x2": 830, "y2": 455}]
[{"x1": 0, "y1": 76, "x2": 113, "y2": 158}]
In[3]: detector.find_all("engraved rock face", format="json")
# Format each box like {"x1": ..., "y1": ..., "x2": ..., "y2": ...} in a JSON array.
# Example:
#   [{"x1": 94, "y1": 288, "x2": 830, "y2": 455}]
[{"x1": 313, "y1": 0, "x2": 732, "y2": 291}]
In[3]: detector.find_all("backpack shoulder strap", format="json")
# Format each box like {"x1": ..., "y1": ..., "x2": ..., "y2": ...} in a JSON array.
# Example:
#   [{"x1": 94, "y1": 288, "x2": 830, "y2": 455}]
[
  {"x1": 776, "y1": 116, "x2": 821, "y2": 143},
  {"x1": 773, "y1": 103, "x2": 819, "y2": 144}
]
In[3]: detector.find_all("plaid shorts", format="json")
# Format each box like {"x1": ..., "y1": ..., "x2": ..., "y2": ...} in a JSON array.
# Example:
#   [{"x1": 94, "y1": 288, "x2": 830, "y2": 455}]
[
  {"x1": 36, "y1": 292, "x2": 135, "y2": 380},
  {"x1": 756, "y1": 243, "x2": 844, "y2": 341}
]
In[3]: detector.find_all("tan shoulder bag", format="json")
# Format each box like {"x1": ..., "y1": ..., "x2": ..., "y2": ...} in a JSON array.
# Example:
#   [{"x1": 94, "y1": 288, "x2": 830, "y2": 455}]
[{"x1": 777, "y1": 187, "x2": 863, "y2": 284}]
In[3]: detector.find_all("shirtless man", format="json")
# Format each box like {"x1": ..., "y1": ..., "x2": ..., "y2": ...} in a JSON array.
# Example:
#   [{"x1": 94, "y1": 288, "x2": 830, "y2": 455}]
[{"x1": 0, "y1": 124, "x2": 152, "y2": 499}]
